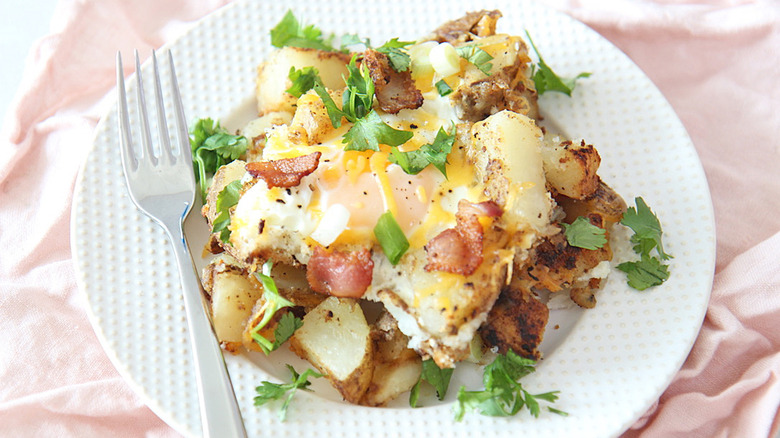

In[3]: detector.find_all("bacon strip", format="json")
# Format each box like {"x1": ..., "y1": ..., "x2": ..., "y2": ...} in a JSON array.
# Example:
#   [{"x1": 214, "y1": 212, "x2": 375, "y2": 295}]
[
  {"x1": 245, "y1": 151, "x2": 321, "y2": 188},
  {"x1": 306, "y1": 246, "x2": 374, "y2": 298},
  {"x1": 362, "y1": 49, "x2": 423, "y2": 114},
  {"x1": 424, "y1": 200, "x2": 502, "y2": 276}
]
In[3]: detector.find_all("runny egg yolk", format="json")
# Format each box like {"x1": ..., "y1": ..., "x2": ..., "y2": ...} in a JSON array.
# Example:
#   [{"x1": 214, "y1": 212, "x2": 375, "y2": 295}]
[{"x1": 259, "y1": 96, "x2": 481, "y2": 249}]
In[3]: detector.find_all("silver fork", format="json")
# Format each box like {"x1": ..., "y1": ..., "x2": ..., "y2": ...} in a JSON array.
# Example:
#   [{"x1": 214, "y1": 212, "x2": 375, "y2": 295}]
[{"x1": 117, "y1": 50, "x2": 247, "y2": 438}]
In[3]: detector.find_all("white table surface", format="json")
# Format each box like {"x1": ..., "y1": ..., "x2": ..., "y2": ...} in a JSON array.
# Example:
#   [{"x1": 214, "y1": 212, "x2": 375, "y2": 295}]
[{"x1": 0, "y1": 0, "x2": 60, "y2": 127}]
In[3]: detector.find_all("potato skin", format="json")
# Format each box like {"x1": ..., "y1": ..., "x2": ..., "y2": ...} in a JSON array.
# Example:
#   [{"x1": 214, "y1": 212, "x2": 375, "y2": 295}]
[
  {"x1": 360, "y1": 311, "x2": 422, "y2": 407},
  {"x1": 479, "y1": 283, "x2": 548, "y2": 360},
  {"x1": 289, "y1": 297, "x2": 374, "y2": 404},
  {"x1": 541, "y1": 138, "x2": 601, "y2": 200}
]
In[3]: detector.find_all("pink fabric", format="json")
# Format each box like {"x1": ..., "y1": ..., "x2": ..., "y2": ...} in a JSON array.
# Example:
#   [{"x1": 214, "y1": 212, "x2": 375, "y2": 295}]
[{"x1": 0, "y1": 0, "x2": 777, "y2": 437}]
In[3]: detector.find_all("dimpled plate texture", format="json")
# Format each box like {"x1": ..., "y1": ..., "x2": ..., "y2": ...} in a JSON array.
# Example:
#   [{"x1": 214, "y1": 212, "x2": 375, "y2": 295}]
[{"x1": 71, "y1": 0, "x2": 716, "y2": 437}]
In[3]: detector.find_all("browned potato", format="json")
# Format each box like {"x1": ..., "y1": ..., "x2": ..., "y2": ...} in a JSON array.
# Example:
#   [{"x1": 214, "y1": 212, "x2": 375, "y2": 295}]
[
  {"x1": 289, "y1": 297, "x2": 374, "y2": 404},
  {"x1": 256, "y1": 47, "x2": 350, "y2": 115},
  {"x1": 478, "y1": 282, "x2": 548, "y2": 360},
  {"x1": 360, "y1": 312, "x2": 422, "y2": 407},
  {"x1": 201, "y1": 255, "x2": 262, "y2": 353},
  {"x1": 514, "y1": 214, "x2": 613, "y2": 308},
  {"x1": 541, "y1": 136, "x2": 601, "y2": 200},
  {"x1": 287, "y1": 89, "x2": 340, "y2": 145},
  {"x1": 555, "y1": 180, "x2": 627, "y2": 229}
]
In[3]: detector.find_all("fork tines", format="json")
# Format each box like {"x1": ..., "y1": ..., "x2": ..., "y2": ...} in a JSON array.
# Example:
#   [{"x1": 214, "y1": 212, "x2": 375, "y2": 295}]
[{"x1": 116, "y1": 50, "x2": 190, "y2": 173}]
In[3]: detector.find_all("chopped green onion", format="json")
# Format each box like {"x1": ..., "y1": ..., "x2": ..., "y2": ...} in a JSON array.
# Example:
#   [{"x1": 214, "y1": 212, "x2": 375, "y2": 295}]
[
  {"x1": 373, "y1": 211, "x2": 410, "y2": 265},
  {"x1": 435, "y1": 79, "x2": 453, "y2": 96}
]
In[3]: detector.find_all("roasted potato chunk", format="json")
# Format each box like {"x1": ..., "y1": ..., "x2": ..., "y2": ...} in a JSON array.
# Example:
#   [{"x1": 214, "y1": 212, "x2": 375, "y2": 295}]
[
  {"x1": 287, "y1": 89, "x2": 339, "y2": 145},
  {"x1": 289, "y1": 297, "x2": 374, "y2": 404},
  {"x1": 479, "y1": 282, "x2": 548, "y2": 359},
  {"x1": 360, "y1": 311, "x2": 422, "y2": 407},
  {"x1": 256, "y1": 47, "x2": 350, "y2": 115},
  {"x1": 202, "y1": 255, "x2": 262, "y2": 353},
  {"x1": 555, "y1": 180, "x2": 627, "y2": 229},
  {"x1": 541, "y1": 137, "x2": 601, "y2": 200}
]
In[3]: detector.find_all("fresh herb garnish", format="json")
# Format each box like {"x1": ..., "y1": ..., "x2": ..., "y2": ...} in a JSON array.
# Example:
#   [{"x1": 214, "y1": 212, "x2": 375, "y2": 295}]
[
  {"x1": 389, "y1": 124, "x2": 456, "y2": 177},
  {"x1": 456, "y1": 44, "x2": 494, "y2": 76},
  {"x1": 525, "y1": 31, "x2": 591, "y2": 96},
  {"x1": 254, "y1": 365, "x2": 324, "y2": 421},
  {"x1": 373, "y1": 211, "x2": 410, "y2": 265},
  {"x1": 343, "y1": 110, "x2": 414, "y2": 152},
  {"x1": 410, "y1": 359, "x2": 454, "y2": 407},
  {"x1": 453, "y1": 350, "x2": 567, "y2": 421},
  {"x1": 314, "y1": 56, "x2": 413, "y2": 151},
  {"x1": 620, "y1": 197, "x2": 671, "y2": 260},
  {"x1": 342, "y1": 55, "x2": 376, "y2": 121},
  {"x1": 249, "y1": 260, "x2": 302, "y2": 354},
  {"x1": 189, "y1": 118, "x2": 248, "y2": 203},
  {"x1": 270, "y1": 10, "x2": 334, "y2": 51},
  {"x1": 211, "y1": 180, "x2": 242, "y2": 243},
  {"x1": 617, "y1": 254, "x2": 671, "y2": 291},
  {"x1": 375, "y1": 38, "x2": 414, "y2": 72},
  {"x1": 286, "y1": 66, "x2": 323, "y2": 98},
  {"x1": 562, "y1": 216, "x2": 607, "y2": 250},
  {"x1": 435, "y1": 79, "x2": 453, "y2": 96},
  {"x1": 617, "y1": 197, "x2": 672, "y2": 290}
]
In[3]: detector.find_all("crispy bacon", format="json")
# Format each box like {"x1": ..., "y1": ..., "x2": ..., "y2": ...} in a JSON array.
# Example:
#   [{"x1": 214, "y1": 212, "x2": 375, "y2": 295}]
[
  {"x1": 306, "y1": 246, "x2": 374, "y2": 298},
  {"x1": 362, "y1": 49, "x2": 423, "y2": 114},
  {"x1": 425, "y1": 200, "x2": 502, "y2": 276},
  {"x1": 245, "y1": 151, "x2": 321, "y2": 188}
]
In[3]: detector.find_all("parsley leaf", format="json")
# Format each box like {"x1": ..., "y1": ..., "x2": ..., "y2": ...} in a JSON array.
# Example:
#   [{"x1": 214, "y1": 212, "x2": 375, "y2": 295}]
[
  {"x1": 211, "y1": 180, "x2": 242, "y2": 243},
  {"x1": 250, "y1": 261, "x2": 300, "y2": 354},
  {"x1": 286, "y1": 66, "x2": 323, "y2": 98},
  {"x1": 376, "y1": 38, "x2": 414, "y2": 72},
  {"x1": 343, "y1": 110, "x2": 413, "y2": 151},
  {"x1": 389, "y1": 125, "x2": 455, "y2": 177},
  {"x1": 339, "y1": 33, "x2": 368, "y2": 51},
  {"x1": 189, "y1": 118, "x2": 248, "y2": 203},
  {"x1": 525, "y1": 31, "x2": 591, "y2": 96},
  {"x1": 454, "y1": 350, "x2": 567, "y2": 421},
  {"x1": 562, "y1": 216, "x2": 607, "y2": 250},
  {"x1": 435, "y1": 79, "x2": 453, "y2": 96},
  {"x1": 342, "y1": 55, "x2": 375, "y2": 121},
  {"x1": 270, "y1": 10, "x2": 334, "y2": 51},
  {"x1": 621, "y1": 197, "x2": 672, "y2": 260},
  {"x1": 254, "y1": 365, "x2": 324, "y2": 421},
  {"x1": 272, "y1": 311, "x2": 304, "y2": 351},
  {"x1": 617, "y1": 255, "x2": 671, "y2": 291},
  {"x1": 456, "y1": 44, "x2": 494, "y2": 75},
  {"x1": 410, "y1": 359, "x2": 454, "y2": 408},
  {"x1": 313, "y1": 52, "x2": 413, "y2": 152}
]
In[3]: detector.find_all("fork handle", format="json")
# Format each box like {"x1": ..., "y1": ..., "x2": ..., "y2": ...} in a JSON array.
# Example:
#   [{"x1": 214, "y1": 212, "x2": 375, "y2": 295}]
[{"x1": 168, "y1": 224, "x2": 248, "y2": 438}]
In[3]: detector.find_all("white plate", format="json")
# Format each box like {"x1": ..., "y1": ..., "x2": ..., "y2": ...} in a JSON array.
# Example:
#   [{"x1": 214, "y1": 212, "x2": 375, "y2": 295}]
[{"x1": 71, "y1": 1, "x2": 716, "y2": 437}]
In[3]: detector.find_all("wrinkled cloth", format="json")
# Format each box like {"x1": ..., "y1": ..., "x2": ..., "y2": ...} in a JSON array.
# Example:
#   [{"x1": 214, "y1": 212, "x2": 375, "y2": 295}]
[{"x1": 0, "y1": 0, "x2": 777, "y2": 437}]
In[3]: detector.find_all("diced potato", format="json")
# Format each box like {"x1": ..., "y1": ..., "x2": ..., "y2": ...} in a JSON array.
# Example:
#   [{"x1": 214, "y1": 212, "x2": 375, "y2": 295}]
[
  {"x1": 289, "y1": 297, "x2": 374, "y2": 404},
  {"x1": 555, "y1": 180, "x2": 627, "y2": 229},
  {"x1": 360, "y1": 311, "x2": 422, "y2": 407},
  {"x1": 287, "y1": 89, "x2": 338, "y2": 145},
  {"x1": 470, "y1": 110, "x2": 554, "y2": 233},
  {"x1": 478, "y1": 282, "x2": 548, "y2": 360},
  {"x1": 541, "y1": 136, "x2": 601, "y2": 200},
  {"x1": 256, "y1": 47, "x2": 350, "y2": 115},
  {"x1": 202, "y1": 256, "x2": 262, "y2": 353}
]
